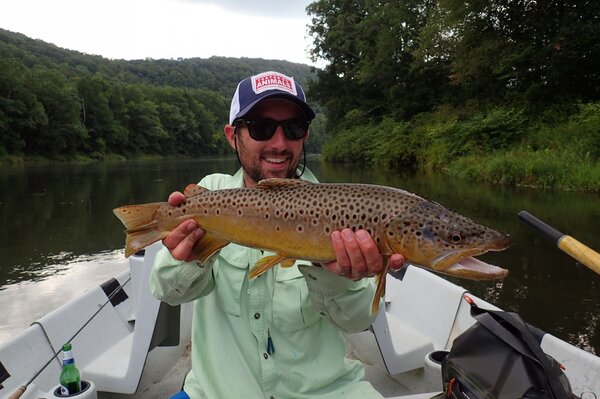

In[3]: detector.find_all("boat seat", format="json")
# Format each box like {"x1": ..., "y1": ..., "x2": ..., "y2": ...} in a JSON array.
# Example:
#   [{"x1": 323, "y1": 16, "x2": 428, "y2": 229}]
[
  {"x1": 371, "y1": 265, "x2": 467, "y2": 375},
  {"x1": 82, "y1": 242, "x2": 165, "y2": 393}
]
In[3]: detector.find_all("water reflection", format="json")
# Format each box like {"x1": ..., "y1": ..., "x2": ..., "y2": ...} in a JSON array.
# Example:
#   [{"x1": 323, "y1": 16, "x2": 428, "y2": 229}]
[
  {"x1": 1, "y1": 156, "x2": 598, "y2": 353},
  {"x1": 0, "y1": 250, "x2": 128, "y2": 342}
]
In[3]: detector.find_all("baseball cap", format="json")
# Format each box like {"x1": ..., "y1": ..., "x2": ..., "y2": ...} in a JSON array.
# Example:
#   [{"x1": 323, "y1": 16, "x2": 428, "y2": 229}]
[{"x1": 229, "y1": 71, "x2": 316, "y2": 124}]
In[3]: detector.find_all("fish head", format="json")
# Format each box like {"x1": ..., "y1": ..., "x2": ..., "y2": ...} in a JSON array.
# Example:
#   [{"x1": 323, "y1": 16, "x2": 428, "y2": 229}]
[{"x1": 384, "y1": 201, "x2": 511, "y2": 280}]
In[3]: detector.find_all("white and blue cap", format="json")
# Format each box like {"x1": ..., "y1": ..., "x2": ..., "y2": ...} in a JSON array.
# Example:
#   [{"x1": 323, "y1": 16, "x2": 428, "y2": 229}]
[{"x1": 229, "y1": 71, "x2": 316, "y2": 124}]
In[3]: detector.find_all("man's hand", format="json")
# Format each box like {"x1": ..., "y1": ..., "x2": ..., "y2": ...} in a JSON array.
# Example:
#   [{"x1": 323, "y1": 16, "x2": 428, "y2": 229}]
[
  {"x1": 161, "y1": 191, "x2": 205, "y2": 262},
  {"x1": 323, "y1": 228, "x2": 404, "y2": 280}
]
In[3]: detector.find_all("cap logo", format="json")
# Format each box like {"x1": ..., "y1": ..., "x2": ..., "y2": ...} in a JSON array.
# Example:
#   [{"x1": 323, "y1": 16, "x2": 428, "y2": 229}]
[{"x1": 251, "y1": 72, "x2": 297, "y2": 96}]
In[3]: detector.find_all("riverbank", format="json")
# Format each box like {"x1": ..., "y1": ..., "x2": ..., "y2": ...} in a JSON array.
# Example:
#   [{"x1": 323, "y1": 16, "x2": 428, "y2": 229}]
[
  {"x1": 0, "y1": 153, "x2": 178, "y2": 166},
  {"x1": 322, "y1": 102, "x2": 600, "y2": 192},
  {"x1": 4, "y1": 101, "x2": 600, "y2": 192}
]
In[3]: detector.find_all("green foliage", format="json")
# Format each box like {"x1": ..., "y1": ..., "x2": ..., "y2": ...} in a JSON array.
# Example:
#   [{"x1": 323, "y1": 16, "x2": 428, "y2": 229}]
[
  {"x1": 322, "y1": 117, "x2": 419, "y2": 168},
  {"x1": 440, "y1": 108, "x2": 528, "y2": 158},
  {"x1": 0, "y1": 28, "x2": 315, "y2": 160},
  {"x1": 309, "y1": 0, "x2": 600, "y2": 191},
  {"x1": 444, "y1": 150, "x2": 600, "y2": 192},
  {"x1": 323, "y1": 103, "x2": 600, "y2": 191}
]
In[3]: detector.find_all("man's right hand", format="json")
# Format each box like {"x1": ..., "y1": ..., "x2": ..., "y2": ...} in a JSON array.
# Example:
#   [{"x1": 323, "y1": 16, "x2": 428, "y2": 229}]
[{"x1": 162, "y1": 191, "x2": 205, "y2": 262}]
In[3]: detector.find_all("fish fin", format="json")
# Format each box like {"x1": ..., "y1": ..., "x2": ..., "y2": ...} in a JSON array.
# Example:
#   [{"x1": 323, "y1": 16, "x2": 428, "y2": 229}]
[
  {"x1": 184, "y1": 184, "x2": 208, "y2": 198},
  {"x1": 248, "y1": 254, "x2": 287, "y2": 279},
  {"x1": 113, "y1": 203, "x2": 167, "y2": 257},
  {"x1": 195, "y1": 234, "x2": 229, "y2": 263},
  {"x1": 371, "y1": 260, "x2": 390, "y2": 314},
  {"x1": 280, "y1": 258, "x2": 296, "y2": 268},
  {"x1": 256, "y1": 178, "x2": 312, "y2": 189}
]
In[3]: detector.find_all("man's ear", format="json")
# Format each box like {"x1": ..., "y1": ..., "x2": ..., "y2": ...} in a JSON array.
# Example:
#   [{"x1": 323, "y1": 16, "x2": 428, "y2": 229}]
[{"x1": 224, "y1": 124, "x2": 236, "y2": 150}]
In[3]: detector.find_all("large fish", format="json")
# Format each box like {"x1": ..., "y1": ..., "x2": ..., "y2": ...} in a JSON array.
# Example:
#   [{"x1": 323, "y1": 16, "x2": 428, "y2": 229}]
[{"x1": 113, "y1": 178, "x2": 510, "y2": 312}]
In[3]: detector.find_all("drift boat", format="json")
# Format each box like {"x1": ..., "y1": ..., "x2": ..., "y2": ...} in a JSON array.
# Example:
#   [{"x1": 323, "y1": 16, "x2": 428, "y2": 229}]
[{"x1": 1, "y1": 243, "x2": 599, "y2": 399}]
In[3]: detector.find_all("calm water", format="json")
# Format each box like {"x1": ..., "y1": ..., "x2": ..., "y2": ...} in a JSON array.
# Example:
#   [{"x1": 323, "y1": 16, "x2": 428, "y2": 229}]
[{"x1": 1, "y1": 157, "x2": 599, "y2": 354}]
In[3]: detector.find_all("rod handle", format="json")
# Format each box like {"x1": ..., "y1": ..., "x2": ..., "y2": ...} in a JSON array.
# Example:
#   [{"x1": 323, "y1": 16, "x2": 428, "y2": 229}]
[{"x1": 8, "y1": 386, "x2": 26, "y2": 399}]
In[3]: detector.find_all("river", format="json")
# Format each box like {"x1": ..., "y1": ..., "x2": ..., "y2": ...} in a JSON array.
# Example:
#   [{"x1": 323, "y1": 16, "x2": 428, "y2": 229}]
[{"x1": 1, "y1": 156, "x2": 599, "y2": 354}]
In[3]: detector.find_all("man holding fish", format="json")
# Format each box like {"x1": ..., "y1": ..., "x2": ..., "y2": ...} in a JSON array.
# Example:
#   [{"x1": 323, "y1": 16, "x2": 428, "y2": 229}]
[
  {"x1": 150, "y1": 71, "x2": 406, "y2": 399},
  {"x1": 116, "y1": 70, "x2": 511, "y2": 398}
]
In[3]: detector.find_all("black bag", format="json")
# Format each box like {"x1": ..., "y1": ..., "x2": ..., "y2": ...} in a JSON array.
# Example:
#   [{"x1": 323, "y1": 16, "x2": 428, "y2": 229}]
[{"x1": 438, "y1": 296, "x2": 573, "y2": 399}]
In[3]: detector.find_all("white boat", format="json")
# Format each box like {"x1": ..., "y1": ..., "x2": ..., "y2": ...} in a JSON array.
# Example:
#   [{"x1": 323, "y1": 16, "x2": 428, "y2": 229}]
[{"x1": 1, "y1": 243, "x2": 599, "y2": 399}]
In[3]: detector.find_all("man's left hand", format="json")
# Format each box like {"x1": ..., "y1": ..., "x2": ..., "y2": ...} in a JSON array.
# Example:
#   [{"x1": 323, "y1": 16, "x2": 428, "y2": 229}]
[{"x1": 323, "y1": 228, "x2": 405, "y2": 280}]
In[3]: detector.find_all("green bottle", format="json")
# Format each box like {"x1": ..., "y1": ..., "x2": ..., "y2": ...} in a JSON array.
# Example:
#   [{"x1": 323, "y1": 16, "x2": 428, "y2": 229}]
[{"x1": 59, "y1": 343, "x2": 82, "y2": 395}]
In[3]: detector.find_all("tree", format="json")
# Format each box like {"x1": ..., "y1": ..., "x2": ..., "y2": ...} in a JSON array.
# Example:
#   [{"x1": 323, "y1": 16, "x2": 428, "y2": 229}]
[
  {"x1": 26, "y1": 66, "x2": 87, "y2": 155},
  {"x1": 418, "y1": 0, "x2": 600, "y2": 108},
  {"x1": 0, "y1": 58, "x2": 46, "y2": 155},
  {"x1": 307, "y1": 0, "x2": 439, "y2": 128}
]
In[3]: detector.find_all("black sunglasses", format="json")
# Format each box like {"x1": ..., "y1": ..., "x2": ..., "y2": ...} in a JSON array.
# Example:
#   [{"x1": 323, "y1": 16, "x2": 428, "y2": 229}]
[{"x1": 233, "y1": 118, "x2": 310, "y2": 141}]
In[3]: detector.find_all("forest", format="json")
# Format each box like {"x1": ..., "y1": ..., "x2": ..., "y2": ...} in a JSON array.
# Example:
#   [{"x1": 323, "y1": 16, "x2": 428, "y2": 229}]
[
  {"x1": 0, "y1": 28, "x2": 319, "y2": 159},
  {"x1": 1, "y1": 0, "x2": 600, "y2": 190},
  {"x1": 307, "y1": 0, "x2": 600, "y2": 191}
]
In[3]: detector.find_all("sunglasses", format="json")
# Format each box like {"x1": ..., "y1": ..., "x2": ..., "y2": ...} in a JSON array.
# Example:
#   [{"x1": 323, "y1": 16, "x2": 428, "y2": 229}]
[{"x1": 233, "y1": 118, "x2": 310, "y2": 141}]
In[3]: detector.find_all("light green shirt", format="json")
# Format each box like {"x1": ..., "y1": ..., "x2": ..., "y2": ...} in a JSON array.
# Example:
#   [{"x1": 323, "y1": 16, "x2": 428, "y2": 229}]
[{"x1": 149, "y1": 167, "x2": 382, "y2": 399}]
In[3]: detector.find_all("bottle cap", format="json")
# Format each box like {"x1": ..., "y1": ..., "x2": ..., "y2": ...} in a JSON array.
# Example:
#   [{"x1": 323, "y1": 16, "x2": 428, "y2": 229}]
[{"x1": 62, "y1": 343, "x2": 72, "y2": 351}]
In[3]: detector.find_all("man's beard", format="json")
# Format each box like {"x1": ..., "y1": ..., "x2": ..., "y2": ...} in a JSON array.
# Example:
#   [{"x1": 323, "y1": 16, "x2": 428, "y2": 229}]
[{"x1": 236, "y1": 137, "x2": 300, "y2": 184}]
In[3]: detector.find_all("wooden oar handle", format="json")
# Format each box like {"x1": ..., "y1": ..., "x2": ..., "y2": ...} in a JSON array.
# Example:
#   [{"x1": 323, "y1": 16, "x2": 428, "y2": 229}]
[
  {"x1": 519, "y1": 210, "x2": 600, "y2": 276},
  {"x1": 558, "y1": 235, "x2": 600, "y2": 276}
]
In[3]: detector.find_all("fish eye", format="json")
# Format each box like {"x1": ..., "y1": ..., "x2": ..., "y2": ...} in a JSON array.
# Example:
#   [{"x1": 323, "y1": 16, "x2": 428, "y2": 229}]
[{"x1": 448, "y1": 232, "x2": 463, "y2": 243}]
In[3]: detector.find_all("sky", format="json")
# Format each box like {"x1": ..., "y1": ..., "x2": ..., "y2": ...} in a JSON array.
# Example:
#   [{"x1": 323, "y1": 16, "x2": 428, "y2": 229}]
[{"x1": 0, "y1": 0, "x2": 319, "y2": 65}]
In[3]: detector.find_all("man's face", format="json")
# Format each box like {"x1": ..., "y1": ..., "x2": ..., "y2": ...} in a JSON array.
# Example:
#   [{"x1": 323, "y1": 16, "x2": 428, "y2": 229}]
[{"x1": 226, "y1": 98, "x2": 309, "y2": 187}]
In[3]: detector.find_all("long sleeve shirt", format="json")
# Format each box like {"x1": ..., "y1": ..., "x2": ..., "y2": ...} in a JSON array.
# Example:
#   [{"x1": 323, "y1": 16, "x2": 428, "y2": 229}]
[{"x1": 149, "y1": 167, "x2": 383, "y2": 399}]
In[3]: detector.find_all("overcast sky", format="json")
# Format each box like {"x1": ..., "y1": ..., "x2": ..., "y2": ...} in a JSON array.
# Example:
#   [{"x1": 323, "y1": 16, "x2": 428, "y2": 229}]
[{"x1": 0, "y1": 0, "x2": 319, "y2": 65}]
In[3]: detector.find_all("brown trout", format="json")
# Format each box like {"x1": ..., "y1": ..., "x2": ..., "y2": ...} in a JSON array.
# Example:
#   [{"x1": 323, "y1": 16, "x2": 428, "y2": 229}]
[{"x1": 113, "y1": 178, "x2": 510, "y2": 312}]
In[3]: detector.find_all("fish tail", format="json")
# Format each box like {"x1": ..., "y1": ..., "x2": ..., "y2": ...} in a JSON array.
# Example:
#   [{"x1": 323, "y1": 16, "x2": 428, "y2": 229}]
[
  {"x1": 371, "y1": 261, "x2": 390, "y2": 314},
  {"x1": 113, "y1": 203, "x2": 167, "y2": 257}
]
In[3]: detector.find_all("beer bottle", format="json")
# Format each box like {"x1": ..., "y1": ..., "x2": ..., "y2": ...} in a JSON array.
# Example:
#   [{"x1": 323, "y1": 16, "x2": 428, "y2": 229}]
[{"x1": 59, "y1": 343, "x2": 82, "y2": 395}]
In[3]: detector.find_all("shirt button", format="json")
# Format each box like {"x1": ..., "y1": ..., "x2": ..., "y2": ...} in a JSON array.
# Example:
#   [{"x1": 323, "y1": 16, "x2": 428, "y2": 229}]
[
  {"x1": 263, "y1": 353, "x2": 269, "y2": 359},
  {"x1": 254, "y1": 313, "x2": 261, "y2": 319}
]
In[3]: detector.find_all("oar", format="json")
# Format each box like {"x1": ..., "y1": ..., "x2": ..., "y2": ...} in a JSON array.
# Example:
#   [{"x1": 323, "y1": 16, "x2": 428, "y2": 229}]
[{"x1": 518, "y1": 210, "x2": 600, "y2": 276}]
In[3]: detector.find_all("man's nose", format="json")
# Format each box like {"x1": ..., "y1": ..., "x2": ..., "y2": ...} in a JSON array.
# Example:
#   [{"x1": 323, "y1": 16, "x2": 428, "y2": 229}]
[{"x1": 268, "y1": 126, "x2": 287, "y2": 147}]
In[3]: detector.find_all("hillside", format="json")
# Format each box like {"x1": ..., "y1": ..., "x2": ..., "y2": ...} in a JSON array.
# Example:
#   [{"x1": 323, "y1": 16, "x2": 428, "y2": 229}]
[{"x1": 0, "y1": 28, "x2": 320, "y2": 161}]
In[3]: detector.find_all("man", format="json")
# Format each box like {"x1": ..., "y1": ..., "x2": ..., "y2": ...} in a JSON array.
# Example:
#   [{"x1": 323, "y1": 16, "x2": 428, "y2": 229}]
[{"x1": 149, "y1": 71, "x2": 404, "y2": 399}]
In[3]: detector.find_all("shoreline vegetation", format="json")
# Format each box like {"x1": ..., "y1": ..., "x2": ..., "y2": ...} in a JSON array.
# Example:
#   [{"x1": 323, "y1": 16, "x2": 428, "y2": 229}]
[
  {"x1": 3, "y1": 100, "x2": 600, "y2": 193},
  {"x1": 2, "y1": 102, "x2": 600, "y2": 192},
  {"x1": 321, "y1": 103, "x2": 600, "y2": 192}
]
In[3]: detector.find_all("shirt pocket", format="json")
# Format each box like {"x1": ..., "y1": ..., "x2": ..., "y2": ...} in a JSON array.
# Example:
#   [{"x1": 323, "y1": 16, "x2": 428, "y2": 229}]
[
  {"x1": 214, "y1": 244, "x2": 251, "y2": 316},
  {"x1": 272, "y1": 263, "x2": 320, "y2": 333}
]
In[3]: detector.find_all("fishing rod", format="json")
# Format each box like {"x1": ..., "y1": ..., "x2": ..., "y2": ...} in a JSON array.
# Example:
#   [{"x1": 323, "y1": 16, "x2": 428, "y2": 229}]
[
  {"x1": 518, "y1": 210, "x2": 600, "y2": 276},
  {"x1": 8, "y1": 277, "x2": 132, "y2": 399}
]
